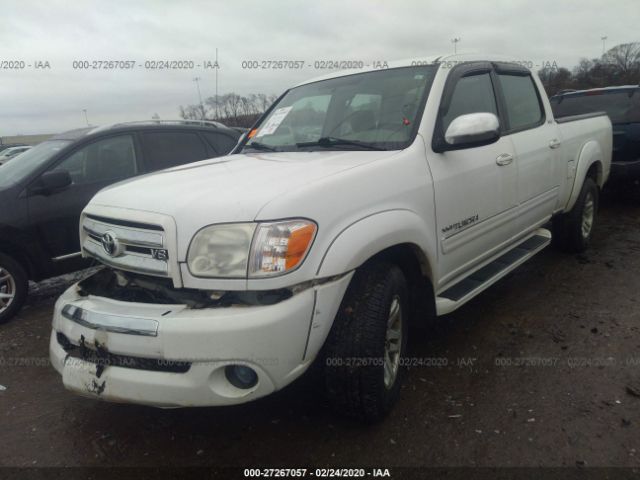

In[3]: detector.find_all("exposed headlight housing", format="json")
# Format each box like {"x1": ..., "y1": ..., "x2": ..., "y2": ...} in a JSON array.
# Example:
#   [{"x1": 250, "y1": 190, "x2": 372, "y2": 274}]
[
  {"x1": 187, "y1": 219, "x2": 316, "y2": 278},
  {"x1": 187, "y1": 223, "x2": 256, "y2": 278}
]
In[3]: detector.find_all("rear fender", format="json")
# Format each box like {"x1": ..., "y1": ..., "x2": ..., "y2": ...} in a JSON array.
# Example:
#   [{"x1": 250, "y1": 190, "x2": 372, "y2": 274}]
[{"x1": 565, "y1": 141, "x2": 603, "y2": 212}]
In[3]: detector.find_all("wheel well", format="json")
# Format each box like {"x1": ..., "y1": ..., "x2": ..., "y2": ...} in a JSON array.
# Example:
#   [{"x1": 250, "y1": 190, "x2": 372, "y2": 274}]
[
  {"x1": 0, "y1": 242, "x2": 36, "y2": 280},
  {"x1": 364, "y1": 243, "x2": 436, "y2": 328},
  {"x1": 586, "y1": 161, "x2": 603, "y2": 187}
]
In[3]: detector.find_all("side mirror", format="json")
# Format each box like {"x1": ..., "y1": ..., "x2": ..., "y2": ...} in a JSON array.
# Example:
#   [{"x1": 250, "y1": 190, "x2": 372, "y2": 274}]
[
  {"x1": 443, "y1": 112, "x2": 500, "y2": 151},
  {"x1": 31, "y1": 170, "x2": 72, "y2": 195}
]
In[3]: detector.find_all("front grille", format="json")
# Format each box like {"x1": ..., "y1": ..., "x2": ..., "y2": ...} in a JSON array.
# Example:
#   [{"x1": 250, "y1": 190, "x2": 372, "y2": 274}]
[
  {"x1": 57, "y1": 332, "x2": 191, "y2": 374},
  {"x1": 82, "y1": 215, "x2": 169, "y2": 277},
  {"x1": 85, "y1": 214, "x2": 164, "y2": 231}
]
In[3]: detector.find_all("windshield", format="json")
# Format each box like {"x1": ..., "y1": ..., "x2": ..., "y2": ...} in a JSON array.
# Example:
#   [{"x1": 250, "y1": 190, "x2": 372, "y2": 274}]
[
  {"x1": 0, "y1": 140, "x2": 71, "y2": 188},
  {"x1": 550, "y1": 90, "x2": 640, "y2": 124},
  {"x1": 242, "y1": 65, "x2": 437, "y2": 153}
]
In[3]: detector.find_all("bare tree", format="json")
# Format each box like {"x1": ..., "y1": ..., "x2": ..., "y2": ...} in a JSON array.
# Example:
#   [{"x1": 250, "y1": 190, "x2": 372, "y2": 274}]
[
  {"x1": 538, "y1": 66, "x2": 573, "y2": 96},
  {"x1": 538, "y1": 43, "x2": 640, "y2": 95},
  {"x1": 180, "y1": 92, "x2": 278, "y2": 127},
  {"x1": 603, "y1": 42, "x2": 640, "y2": 74}
]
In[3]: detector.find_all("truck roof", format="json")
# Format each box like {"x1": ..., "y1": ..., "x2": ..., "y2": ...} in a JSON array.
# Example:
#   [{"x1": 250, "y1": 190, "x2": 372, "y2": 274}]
[{"x1": 294, "y1": 53, "x2": 527, "y2": 87}]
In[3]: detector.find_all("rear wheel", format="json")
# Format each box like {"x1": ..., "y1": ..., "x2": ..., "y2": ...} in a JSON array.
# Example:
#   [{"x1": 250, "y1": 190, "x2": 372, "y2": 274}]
[
  {"x1": 552, "y1": 177, "x2": 599, "y2": 253},
  {"x1": 0, "y1": 253, "x2": 29, "y2": 325},
  {"x1": 322, "y1": 262, "x2": 408, "y2": 423}
]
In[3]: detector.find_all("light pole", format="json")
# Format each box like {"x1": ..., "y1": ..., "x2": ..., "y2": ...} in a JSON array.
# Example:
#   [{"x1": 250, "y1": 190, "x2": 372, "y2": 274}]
[
  {"x1": 193, "y1": 77, "x2": 205, "y2": 120},
  {"x1": 451, "y1": 37, "x2": 461, "y2": 54},
  {"x1": 82, "y1": 109, "x2": 89, "y2": 126},
  {"x1": 601, "y1": 36, "x2": 608, "y2": 56},
  {"x1": 215, "y1": 47, "x2": 219, "y2": 120}
]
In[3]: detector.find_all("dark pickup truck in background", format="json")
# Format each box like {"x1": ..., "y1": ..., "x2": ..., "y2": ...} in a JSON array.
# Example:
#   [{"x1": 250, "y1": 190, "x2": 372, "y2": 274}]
[
  {"x1": 550, "y1": 86, "x2": 640, "y2": 183},
  {"x1": 0, "y1": 120, "x2": 240, "y2": 324}
]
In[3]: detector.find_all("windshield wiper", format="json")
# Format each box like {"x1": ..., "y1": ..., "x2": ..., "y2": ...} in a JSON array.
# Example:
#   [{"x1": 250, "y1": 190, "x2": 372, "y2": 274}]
[
  {"x1": 244, "y1": 141, "x2": 279, "y2": 152},
  {"x1": 296, "y1": 137, "x2": 387, "y2": 151}
]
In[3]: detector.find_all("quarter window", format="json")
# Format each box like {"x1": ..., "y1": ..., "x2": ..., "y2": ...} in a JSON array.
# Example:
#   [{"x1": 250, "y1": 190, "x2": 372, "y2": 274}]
[{"x1": 203, "y1": 132, "x2": 239, "y2": 155}]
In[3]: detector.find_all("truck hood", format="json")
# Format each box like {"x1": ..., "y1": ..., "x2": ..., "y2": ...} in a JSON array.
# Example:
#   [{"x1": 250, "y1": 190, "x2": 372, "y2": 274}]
[{"x1": 89, "y1": 150, "x2": 397, "y2": 223}]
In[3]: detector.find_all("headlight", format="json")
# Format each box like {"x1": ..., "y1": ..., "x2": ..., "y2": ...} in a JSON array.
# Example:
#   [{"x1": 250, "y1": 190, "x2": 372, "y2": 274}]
[
  {"x1": 187, "y1": 219, "x2": 317, "y2": 278},
  {"x1": 187, "y1": 223, "x2": 256, "y2": 278}
]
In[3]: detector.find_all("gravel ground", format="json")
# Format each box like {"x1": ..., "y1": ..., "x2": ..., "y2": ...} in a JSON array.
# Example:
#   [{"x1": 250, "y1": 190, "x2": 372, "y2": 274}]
[{"x1": 1, "y1": 190, "x2": 639, "y2": 475}]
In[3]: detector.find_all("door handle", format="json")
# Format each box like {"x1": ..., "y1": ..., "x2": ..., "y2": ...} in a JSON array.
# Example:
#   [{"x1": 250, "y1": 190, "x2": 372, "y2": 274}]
[
  {"x1": 496, "y1": 153, "x2": 513, "y2": 166},
  {"x1": 549, "y1": 139, "x2": 561, "y2": 149}
]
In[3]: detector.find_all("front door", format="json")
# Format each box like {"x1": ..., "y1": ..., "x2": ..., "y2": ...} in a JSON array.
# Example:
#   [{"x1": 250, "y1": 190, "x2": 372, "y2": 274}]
[
  {"x1": 427, "y1": 64, "x2": 518, "y2": 288},
  {"x1": 27, "y1": 134, "x2": 139, "y2": 261}
]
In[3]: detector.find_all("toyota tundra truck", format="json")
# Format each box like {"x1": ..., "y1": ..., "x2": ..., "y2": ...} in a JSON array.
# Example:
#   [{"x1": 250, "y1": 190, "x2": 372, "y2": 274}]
[{"x1": 49, "y1": 54, "x2": 612, "y2": 422}]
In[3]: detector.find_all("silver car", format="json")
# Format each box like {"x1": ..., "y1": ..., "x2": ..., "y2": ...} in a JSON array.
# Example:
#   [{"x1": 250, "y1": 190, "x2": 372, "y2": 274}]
[{"x1": 0, "y1": 146, "x2": 33, "y2": 165}]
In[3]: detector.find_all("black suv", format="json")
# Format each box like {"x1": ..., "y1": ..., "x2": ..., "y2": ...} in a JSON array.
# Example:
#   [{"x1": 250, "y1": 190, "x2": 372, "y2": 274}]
[
  {"x1": 550, "y1": 86, "x2": 640, "y2": 183},
  {"x1": 0, "y1": 120, "x2": 240, "y2": 323}
]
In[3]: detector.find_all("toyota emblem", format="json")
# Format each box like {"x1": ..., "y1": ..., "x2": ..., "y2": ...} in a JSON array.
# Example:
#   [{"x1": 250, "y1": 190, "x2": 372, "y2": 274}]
[{"x1": 101, "y1": 231, "x2": 121, "y2": 257}]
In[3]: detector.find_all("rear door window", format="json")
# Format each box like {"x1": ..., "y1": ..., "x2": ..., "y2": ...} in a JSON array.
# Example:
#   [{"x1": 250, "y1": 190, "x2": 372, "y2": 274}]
[
  {"x1": 141, "y1": 131, "x2": 210, "y2": 170},
  {"x1": 497, "y1": 74, "x2": 544, "y2": 131}
]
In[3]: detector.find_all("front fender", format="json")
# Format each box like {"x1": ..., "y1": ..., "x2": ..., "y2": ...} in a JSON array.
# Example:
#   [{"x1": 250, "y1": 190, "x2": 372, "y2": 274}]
[
  {"x1": 0, "y1": 226, "x2": 44, "y2": 280},
  {"x1": 565, "y1": 140, "x2": 604, "y2": 212},
  {"x1": 316, "y1": 209, "x2": 436, "y2": 280}
]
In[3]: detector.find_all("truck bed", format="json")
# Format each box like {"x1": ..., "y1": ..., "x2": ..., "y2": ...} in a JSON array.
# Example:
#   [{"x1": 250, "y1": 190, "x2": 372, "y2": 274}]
[{"x1": 555, "y1": 111, "x2": 608, "y2": 124}]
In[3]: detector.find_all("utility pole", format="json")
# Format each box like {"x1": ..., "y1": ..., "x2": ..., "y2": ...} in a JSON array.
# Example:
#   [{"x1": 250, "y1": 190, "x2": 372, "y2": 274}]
[
  {"x1": 601, "y1": 36, "x2": 608, "y2": 56},
  {"x1": 193, "y1": 77, "x2": 205, "y2": 120},
  {"x1": 451, "y1": 37, "x2": 461, "y2": 54},
  {"x1": 82, "y1": 109, "x2": 89, "y2": 126}
]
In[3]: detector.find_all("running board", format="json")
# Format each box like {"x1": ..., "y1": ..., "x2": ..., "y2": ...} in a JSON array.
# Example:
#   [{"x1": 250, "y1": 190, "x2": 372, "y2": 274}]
[{"x1": 436, "y1": 228, "x2": 551, "y2": 315}]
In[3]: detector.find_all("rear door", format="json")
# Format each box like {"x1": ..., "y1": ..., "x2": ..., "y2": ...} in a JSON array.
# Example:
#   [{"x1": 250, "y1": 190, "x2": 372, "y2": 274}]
[
  {"x1": 493, "y1": 63, "x2": 560, "y2": 233},
  {"x1": 428, "y1": 62, "x2": 518, "y2": 287}
]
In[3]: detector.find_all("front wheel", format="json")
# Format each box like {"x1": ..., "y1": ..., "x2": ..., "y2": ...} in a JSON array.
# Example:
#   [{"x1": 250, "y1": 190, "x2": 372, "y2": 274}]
[
  {"x1": 0, "y1": 253, "x2": 29, "y2": 325},
  {"x1": 552, "y1": 177, "x2": 599, "y2": 253},
  {"x1": 322, "y1": 262, "x2": 408, "y2": 423}
]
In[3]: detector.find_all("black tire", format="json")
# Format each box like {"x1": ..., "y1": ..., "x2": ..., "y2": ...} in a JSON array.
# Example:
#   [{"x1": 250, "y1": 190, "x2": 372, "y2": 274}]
[
  {"x1": 322, "y1": 262, "x2": 409, "y2": 423},
  {"x1": 552, "y1": 177, "x2": 599, "y2": 253},
  {"x1": 0, "y1": 253, "x2": 29, "y2": 325}
]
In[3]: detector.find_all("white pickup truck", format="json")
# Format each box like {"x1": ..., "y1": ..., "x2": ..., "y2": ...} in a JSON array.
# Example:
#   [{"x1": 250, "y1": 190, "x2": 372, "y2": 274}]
[{"x1": 50, "y1": 54, "x2": 612, "y2": 422}]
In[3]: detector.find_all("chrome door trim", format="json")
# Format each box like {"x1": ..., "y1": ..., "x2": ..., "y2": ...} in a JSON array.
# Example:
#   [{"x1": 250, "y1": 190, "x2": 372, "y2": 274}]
[{"x1": 52, "y1": 252, "x2": 83, "y2": 262}]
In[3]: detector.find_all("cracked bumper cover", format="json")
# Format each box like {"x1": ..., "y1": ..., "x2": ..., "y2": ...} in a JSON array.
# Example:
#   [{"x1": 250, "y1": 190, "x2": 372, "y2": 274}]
[{"x1": 49, "y1": 273, "x2": 352, "y2": 407}]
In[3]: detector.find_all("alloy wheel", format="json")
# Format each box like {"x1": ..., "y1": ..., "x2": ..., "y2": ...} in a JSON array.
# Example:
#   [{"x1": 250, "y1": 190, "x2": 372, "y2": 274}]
[{"x1": 384, "y1": 295, "x2": 402, "y2": 389}]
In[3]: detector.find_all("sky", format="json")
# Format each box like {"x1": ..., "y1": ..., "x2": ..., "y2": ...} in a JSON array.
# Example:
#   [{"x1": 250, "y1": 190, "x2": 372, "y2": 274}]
[{"x1": 0, "y1": 0, "x2": 637, "y2": 135}]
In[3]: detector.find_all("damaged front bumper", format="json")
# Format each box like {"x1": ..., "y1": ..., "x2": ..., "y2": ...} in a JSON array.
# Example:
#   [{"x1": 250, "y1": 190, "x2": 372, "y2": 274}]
[{"x1": 49, "y1": 270, "x2": 352, "y2": 407}]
